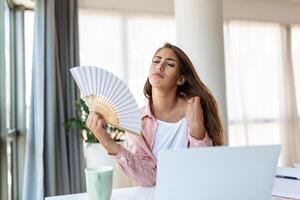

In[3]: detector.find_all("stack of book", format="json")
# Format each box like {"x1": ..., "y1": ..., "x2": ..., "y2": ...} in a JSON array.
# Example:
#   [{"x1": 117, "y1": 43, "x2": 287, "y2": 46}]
[{"x1": 272, "y1": 166, "x2": 300, "y2": 199}]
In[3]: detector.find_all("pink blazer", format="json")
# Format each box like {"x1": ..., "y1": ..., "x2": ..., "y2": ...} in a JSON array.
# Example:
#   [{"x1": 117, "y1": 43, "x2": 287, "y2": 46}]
[{"x1": 111, "y1": 102, "x2": 213, "y2": 186}]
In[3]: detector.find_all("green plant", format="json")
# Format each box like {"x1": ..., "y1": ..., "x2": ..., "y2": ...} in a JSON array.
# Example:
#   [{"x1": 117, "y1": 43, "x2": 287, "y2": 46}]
[{"x1": 64, "y1": 99, "x2": 125, "y2": 143}]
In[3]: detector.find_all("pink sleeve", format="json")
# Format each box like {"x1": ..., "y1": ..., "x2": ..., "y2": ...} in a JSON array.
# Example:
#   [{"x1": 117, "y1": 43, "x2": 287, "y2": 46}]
[
  {"x1": 188, "y1": 131, "x2": 213, "y2": 147},
  {"x1": 111, "y1": 134, "x2": 156, "y2": 187}
]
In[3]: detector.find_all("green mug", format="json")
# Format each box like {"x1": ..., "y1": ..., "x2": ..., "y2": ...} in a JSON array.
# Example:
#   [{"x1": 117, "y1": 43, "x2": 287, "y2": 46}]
[{"x1": 85, "y1": 166, "x2": 113, "y2": 200}]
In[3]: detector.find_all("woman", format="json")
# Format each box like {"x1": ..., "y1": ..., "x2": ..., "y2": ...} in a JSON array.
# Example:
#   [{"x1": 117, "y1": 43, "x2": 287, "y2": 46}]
[{"x1": 86, "y1": 43, "x2": 224, "y2": 186}]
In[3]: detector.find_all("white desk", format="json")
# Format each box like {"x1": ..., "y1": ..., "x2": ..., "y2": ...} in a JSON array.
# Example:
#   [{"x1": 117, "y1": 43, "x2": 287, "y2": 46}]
[
  {"x1": 45, "y1": 187, "x2": 291, "y2": 200},
  {"x1": 45, "y1": 187, "x2": 155, "y2": 200}
]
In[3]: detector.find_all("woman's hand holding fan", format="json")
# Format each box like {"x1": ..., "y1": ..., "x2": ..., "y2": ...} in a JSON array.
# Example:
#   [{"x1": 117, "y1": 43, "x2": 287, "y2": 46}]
[{"x1": 86, "y1": 112, "x2": 121, "y2": 155}]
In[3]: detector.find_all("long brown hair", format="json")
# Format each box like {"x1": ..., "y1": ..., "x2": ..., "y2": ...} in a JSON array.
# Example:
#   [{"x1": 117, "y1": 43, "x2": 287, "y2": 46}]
[{"x1": 144, "y1": 43, "x2": 224, "y2": 146}]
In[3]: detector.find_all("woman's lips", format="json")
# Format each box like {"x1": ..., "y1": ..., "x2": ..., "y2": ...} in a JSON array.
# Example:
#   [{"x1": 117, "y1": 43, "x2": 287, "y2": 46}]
[{"x1": 152, "y1": 72, "x2": 164, "y2": 78}]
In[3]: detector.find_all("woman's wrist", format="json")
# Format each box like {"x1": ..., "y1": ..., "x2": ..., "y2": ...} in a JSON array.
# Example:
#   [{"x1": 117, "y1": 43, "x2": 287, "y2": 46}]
[
  {"x1": 94, "y1": 130, "x2": 121, "y2": 155},
  {"x1": 190, "y1": 126, "x2": 206, "y2": 140},
  {"x1": 101, "y1": 136, "x2": 121, "y2": 155}
]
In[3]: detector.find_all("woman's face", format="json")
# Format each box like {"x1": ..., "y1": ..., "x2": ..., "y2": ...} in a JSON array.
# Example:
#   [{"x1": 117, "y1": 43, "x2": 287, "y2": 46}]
[{"x1": 149, "y1": 48, "x2": 183, "y2": 90}]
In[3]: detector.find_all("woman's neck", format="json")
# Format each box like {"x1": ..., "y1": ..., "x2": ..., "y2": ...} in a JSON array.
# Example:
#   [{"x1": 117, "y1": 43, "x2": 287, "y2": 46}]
[{"x1": 151, "y1": 88, "x2": 183, "y2": 121}]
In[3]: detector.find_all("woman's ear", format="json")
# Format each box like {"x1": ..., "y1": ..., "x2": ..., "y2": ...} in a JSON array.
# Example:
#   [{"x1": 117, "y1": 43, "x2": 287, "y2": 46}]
[{"x1": 177, "y1": 75, "x2": 185, "y2": 85}]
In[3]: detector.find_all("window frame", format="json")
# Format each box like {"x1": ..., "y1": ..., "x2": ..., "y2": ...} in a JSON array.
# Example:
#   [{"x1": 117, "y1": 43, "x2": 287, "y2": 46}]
[
  {"x1": 1, "y1": 1, "x2": 9, "y2": 200},
  {"x1": 1, "y1": 2, "x2": 28, "y2": 200},
  {"x1": 9, "y1": 7, "x2": 27, "y2": 200}
]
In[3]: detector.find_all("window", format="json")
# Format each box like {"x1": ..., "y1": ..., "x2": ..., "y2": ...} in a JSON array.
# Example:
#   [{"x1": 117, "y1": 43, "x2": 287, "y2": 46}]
[
  {"x1": 224, "y1": 21, "x2": 300, "y2": 151},
  {"x1": 5, "y1": 0, "x2": 11, "y2": 132},
  {"x1": 0, "y1": 0, "x2": 8, "y2": 199},
  {"x1": 79, "y1": 9, "x2": 176, "y2": 107},
  {"x1": 224, "y1": 21, "x2": 282, "y2": 146},
  {"x1": 4, "y1": 2, "x2": 12, "y2": 200},
  {"x1": 79, "y1": 10, "x2": 124, "y2": 79},
  {"x1": 24, "y1": 10, "x2": 34, "y2": 129},
  {"x1": 126, "y1": 15, "x2": 176, "y2": 106},
  {"x1": 0, "y1": 4, "x2": 34, "y2": 200}
]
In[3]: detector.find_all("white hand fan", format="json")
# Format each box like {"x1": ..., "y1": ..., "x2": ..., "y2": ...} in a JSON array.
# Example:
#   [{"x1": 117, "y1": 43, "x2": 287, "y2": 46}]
[{"x1": 70, "y1": 66, "x2": 141, "y2": 135}]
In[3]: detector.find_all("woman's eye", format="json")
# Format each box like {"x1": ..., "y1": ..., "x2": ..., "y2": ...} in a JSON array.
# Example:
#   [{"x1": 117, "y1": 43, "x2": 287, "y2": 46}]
[
  {"x1": 153, "y1": 60, "x2": 160, "y2": 64},
  {"x1": 167, "y1": 63, "x2": 175, "y2": 67}
]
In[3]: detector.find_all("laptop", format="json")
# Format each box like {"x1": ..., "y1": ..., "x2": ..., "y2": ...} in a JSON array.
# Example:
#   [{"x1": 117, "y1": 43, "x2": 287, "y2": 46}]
[{"x1": 156, "y1": 145, "x2": 281, "y2": 200}]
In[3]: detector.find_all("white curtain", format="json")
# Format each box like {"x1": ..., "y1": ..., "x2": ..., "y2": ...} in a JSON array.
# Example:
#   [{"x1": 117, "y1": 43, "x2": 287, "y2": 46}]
[
  {"x1": 224, "y1": 20, "x2": 300, "y2": 166},
  {"x1": 279, "y1": 26, "x2": 300, "y2": 166}
]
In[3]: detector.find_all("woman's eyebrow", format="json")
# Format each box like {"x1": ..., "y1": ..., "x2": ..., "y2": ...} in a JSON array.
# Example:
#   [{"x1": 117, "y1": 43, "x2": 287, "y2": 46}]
[
  {"x1": 166, "y1": 58, "x2": 176, "y2": 62},
  {"x1": 154, "y1": 56, "x2": 177, "y2": 62}
]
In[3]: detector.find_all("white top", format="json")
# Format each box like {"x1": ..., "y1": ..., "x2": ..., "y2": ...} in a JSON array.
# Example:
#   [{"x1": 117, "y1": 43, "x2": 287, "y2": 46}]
[{"x1": 152, "y1": 118, "x2": 188, "y2": 160}]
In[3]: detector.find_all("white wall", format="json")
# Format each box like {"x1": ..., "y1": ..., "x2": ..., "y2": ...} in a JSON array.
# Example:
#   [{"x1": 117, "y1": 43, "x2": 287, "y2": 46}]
[
  {"x1": 78, "y1": 0, "x2": 174, "y2": 15},
  {"x1": 223, "y1": 0, "x2": 300, "y2": 24},
  {"x1": 79, "y1": 0, "x2": 300, "y2": 24}
]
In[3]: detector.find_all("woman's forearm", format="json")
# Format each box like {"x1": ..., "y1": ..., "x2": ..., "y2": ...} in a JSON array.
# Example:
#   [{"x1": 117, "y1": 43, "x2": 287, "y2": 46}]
[{"x1": 100, "y1": 136, "x2": 121, "y2": 155}]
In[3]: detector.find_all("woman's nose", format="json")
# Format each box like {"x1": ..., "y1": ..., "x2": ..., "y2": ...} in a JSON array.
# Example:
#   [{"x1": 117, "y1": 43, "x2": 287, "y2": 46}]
[{"x1": 156, "y1": 60, "x2": 165, "y2": 71}]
